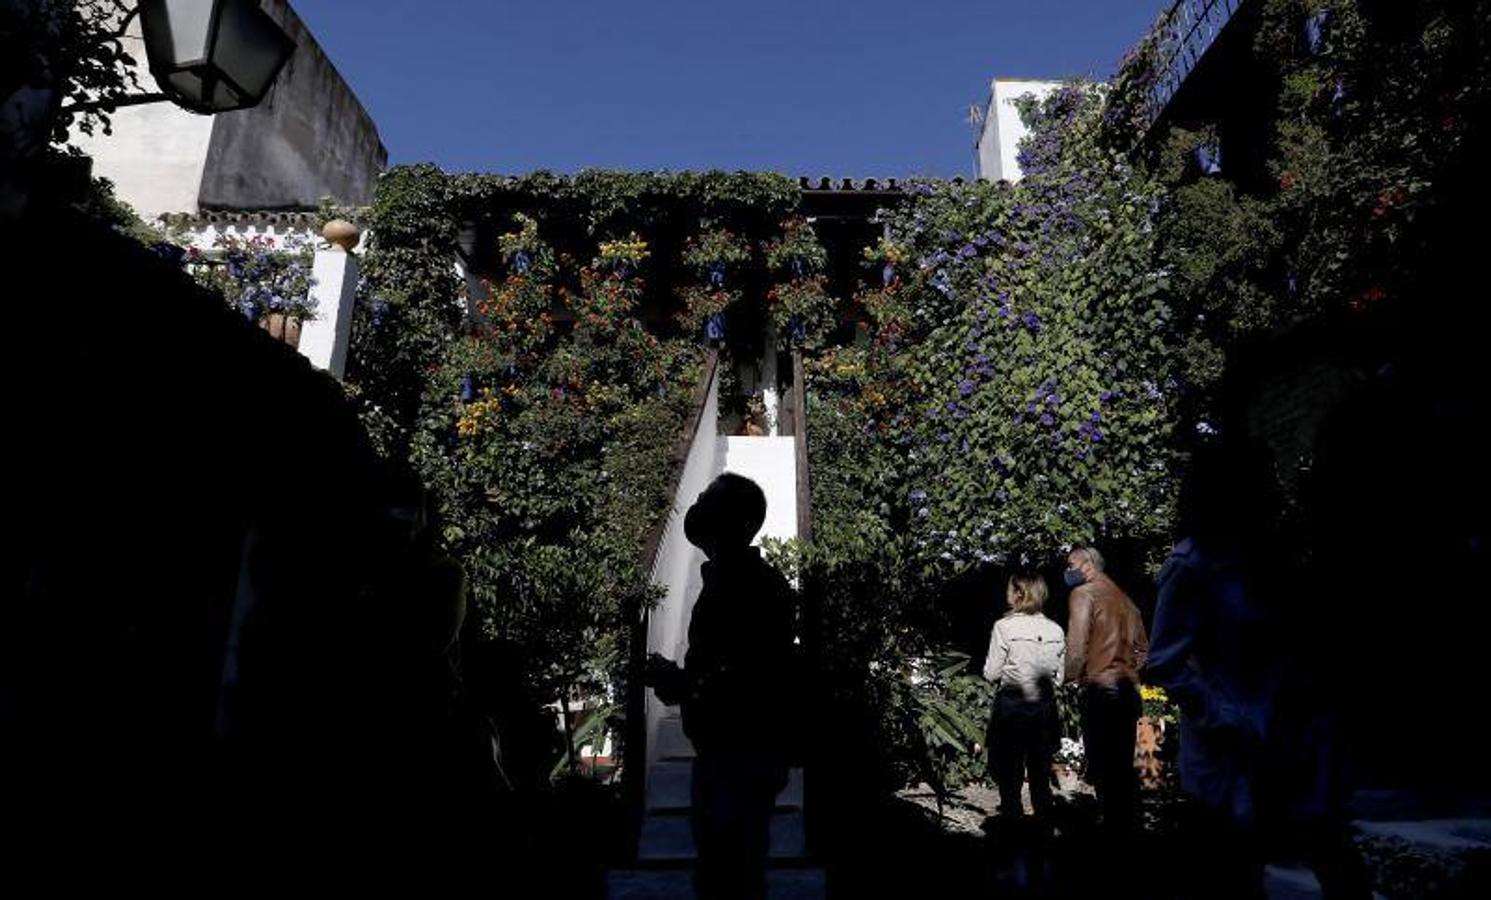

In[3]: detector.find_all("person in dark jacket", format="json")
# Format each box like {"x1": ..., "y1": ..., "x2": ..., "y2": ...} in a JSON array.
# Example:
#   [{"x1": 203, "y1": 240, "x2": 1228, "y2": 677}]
[
  {"x1": 646, "y1": 473, "x2": 796, "y2": 900},
  {"x1": 1148, "y1": 442, "x2": 1371, "y2": 900}
]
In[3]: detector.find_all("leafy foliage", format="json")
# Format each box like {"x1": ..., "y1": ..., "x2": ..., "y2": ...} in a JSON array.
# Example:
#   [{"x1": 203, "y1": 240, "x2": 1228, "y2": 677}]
[
  {"x1": 189, "y1": 234, "x2": 317, "y2": 322},
  {"x1": 348, "y1": 168, "x2": 810, "y2": 767}
]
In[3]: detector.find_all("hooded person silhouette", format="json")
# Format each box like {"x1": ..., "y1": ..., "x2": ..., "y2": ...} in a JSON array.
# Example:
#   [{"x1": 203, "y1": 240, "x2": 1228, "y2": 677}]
[{"x1": 646, "y1": 473, "x2": 797, "y2": 900}]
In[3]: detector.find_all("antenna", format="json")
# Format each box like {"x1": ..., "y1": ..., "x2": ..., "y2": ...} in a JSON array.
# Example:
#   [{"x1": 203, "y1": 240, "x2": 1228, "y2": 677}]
[{"x1": 966, "y1": 102, "x2": 986, "y2": 179}]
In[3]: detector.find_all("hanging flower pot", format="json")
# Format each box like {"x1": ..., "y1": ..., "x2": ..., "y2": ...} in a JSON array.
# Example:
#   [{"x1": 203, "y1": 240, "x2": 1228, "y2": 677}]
[
  {"x1": 707, "y1": 260, "x2": 726, "y2": 289},
  {"x1": 705, "y1": 312, "x2": 727, "y2": 343},
  {"x1": 789, "y1": 315, "x2": 808, "y2": 345},
  {"x1": 1304, "y1": 9, "x2": 1329, "y2": 56},
  {"x1": 1194, "y1": 139, "x2": 1222, "y2": 175}
]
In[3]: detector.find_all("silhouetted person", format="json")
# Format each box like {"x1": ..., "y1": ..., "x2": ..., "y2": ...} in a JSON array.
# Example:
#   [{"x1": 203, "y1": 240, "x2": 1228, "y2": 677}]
[
  {"x1": 1064, "y1": 545, "x2": 1148, "y2": 839},
  {"x1": 982, "y1": 572, "x2": 1065, "y2": 825},
  {"x1": 646, "y1": 473, "x2": 796, "y2": 900},
  {"x1": 1148, "y1": 442, "x2": 1371, "y2": 899}
]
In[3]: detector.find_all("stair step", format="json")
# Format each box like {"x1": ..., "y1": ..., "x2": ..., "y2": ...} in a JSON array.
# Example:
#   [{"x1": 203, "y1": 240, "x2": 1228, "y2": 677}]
[
  {"x1": 637, "y1": 810, "x2": 806, "y2": 862},
  {"x1": 646, "y1": 762, "x2": 804, "y2": 813},
  {"x1": 606, "y1": 867, "x2": 826, "y2": 900},
  {"x1": 655, "y1": 714, "x2": 694, "y2": 761}
]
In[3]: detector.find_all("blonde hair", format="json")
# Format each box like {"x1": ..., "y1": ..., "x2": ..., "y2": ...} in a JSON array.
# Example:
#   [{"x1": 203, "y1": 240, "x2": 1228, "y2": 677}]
[{"x1": 1007, "y1": 573, "x2": 1049, "y2": 615}]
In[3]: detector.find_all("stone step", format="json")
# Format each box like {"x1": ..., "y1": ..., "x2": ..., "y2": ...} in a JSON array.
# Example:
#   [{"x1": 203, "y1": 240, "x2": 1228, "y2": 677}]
[
  {"x1": 637, "y1": 810, "x2": 806, "y2": 863},
  {"x1": 646, "y1": 761, "x2": 804, "y2": 813},
  {"x1": 655, "y1": 714, "x2": 694, "y2": 761},
  {"x1": 606, "y1": 867, "x2": 826, "y2": 900}
]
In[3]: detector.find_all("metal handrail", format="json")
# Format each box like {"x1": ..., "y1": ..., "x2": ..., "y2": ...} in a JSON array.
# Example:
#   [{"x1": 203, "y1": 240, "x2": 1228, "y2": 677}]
[{"x1": 1147, "y1": 0, "x2": 1246, "y2": 123}]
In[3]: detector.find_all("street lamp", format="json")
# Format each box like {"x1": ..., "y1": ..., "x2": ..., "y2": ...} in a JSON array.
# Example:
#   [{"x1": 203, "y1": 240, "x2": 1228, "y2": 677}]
[{"x1": 137, "y1": 0, "x2": 296, "y2": 114}]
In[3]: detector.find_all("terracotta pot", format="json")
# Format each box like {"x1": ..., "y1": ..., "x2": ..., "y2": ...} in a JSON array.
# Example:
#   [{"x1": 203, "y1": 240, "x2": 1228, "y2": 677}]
[{"x1": 265, "y1": 312, "x2": 287, "y2": 341}]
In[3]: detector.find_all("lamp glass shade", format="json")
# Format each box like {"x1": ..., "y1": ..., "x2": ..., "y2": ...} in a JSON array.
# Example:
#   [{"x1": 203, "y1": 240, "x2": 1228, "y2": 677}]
[{"x1": 139, "y1": 0, "x2": 296, "y2": 114}]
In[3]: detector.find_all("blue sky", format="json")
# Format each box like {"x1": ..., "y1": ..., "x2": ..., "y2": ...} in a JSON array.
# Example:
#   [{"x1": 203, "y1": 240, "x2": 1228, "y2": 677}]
[{"x1": 292, "y1": 0, "x2": 1165, "y2": 178}]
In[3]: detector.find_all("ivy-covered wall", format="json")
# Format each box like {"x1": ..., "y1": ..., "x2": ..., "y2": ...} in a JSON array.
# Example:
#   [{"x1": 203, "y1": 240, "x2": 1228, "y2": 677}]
[{"x1": 346, "y1": 167, "x2": 845, "y2": 779}]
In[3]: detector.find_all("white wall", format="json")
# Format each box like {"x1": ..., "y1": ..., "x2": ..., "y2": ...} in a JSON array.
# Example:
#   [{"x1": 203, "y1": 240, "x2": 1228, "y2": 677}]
[
  {"x1": 976, "y1": 78, "x2": 1062, "y2": 182},
  {"x1": 722, "y1": 437, "x2": 798, "y2": 549},
  {"x1": 71, "y1": 31, "x2": 216, "y2": 220},
  {"x1": 68, "y1": 3, "x2": 386, "y2": 220},
  {"x1": 643, "y1": 362, "x2": 721, "y2": 766}
]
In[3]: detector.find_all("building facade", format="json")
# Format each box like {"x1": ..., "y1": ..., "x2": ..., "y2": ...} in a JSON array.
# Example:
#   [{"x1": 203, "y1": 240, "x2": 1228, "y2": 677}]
[
  {"x1": 72, "y1": 0, "x2": 386, "y2": 220},
  {"x1": 974, "y1": 77, "x2": 1062, "y2": 182}
]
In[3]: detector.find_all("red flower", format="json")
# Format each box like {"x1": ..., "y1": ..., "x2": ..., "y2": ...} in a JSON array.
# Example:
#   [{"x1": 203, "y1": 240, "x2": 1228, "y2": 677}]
[
  {"x1": 1349, "y1": 285, "x2": 1386, "y2": 311},
  {"x1": 1279, "y1": 171, "x2": 1297, "y2": 191}
]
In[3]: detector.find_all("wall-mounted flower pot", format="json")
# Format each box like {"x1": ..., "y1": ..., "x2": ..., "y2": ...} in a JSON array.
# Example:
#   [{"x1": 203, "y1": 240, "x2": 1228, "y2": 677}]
[
  {"x1": 705, "y1": 312, "x2": 727, "y2": 343},
  {"x1": 261, "y1": 312, "x2": 286, "y2": 341},
  {"x1": 260, "y1": 313, "x2": 302, "y2": 349}
]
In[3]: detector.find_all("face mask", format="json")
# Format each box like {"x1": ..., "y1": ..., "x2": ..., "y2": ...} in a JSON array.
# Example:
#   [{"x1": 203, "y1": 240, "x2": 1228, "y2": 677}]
[{"x1": 1063, "y1": 568, "x2": 1086, "y2": 588}]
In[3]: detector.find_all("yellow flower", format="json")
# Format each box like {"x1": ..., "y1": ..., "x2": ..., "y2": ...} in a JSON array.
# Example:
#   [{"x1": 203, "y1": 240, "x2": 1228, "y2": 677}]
[
  {"x1": 1141, "y1": 684, "x2": 1169, "y2": 703},
  {"x1": 456, "y1": 391, "x2": 502, "y2": 438}
]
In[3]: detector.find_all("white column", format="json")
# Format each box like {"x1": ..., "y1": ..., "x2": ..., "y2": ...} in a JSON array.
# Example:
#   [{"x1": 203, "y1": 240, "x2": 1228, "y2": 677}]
[
  {"x1": 300, "y1": 246, "x2": 360, "y2": 379},
  {"x1": 761, "y1": 326, "x2": 781, "y2": 436}
]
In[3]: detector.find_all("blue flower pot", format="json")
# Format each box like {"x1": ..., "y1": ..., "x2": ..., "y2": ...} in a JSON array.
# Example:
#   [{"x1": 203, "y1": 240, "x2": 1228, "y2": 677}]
[{"x1": 705, "y1": 312, "x2": 727, "y2": 343}]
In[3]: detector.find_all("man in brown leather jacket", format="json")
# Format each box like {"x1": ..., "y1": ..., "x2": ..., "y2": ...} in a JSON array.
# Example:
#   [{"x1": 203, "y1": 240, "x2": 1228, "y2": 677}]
[{"x1": 1064, "y1": 546, "x2": 1148, "y2": 838}]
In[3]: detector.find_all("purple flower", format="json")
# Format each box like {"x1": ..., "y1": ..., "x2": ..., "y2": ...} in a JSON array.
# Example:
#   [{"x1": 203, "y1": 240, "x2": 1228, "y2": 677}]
[
  {"x1": 1090, "y1": 411, "x2": 1101, "y2": 423},
  {"x1": 460, "y1": 374, "x2": 475, "y2": 403},
  {"x1": 958, "y1": 244, "x2": 978, "y2": 259},
  {"x1": 909, "y1": 488, "x2": 928, "y2": 505},
  {"x1": 882, "y1": 262, "x2": 895, "y2": 287},
  {"x1": 512, "y1": 250, "x2": 532, "y2": 274},
  {"x1": 1022, "y1": 311, "x2": 1042, "y2": 332},
  {"x1": 1040, "y1": 413, "x2": 1055, "y2": 427},
  {"x1": 707, "y1": 261, "x2": 726, "y2": 289},
  {"x1": 959, "y1": 379, "x2": 975, "y2": 397},
  {"x1": 1099, "y1": 390, "x2": 1116, "y2": 404}
]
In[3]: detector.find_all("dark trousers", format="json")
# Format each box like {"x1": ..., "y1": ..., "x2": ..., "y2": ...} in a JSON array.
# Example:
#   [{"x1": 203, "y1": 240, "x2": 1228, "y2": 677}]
[
  {"x1": 691, "y1": 755, "x2": 785, "y2": 900},
  {"x1": 1081, "y1": 681, "x2": 1140, "y2": 833},
  {"x1": 988, "y1": 690, "x2": 1058, "y2": 819}
]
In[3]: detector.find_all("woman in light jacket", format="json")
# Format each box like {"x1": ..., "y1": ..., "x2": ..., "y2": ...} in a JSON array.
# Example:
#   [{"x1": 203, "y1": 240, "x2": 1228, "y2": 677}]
[{"x1": 983, "y1": 572, "x2": 1066, "y2": 822}]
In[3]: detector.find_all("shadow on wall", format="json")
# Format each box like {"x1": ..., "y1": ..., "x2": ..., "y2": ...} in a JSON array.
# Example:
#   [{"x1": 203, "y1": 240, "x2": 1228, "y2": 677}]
[{"x1": 2, "y1": 197, "x2": 530, "y2": 882}]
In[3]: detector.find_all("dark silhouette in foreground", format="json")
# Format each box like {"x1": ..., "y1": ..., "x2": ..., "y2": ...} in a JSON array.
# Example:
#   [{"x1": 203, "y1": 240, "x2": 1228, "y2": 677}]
[
  {"x1": 646, "y1": 473, "x2": 797, "y2": 900},
  {"x1": 1149, "y1": 441, "x2": 1372, "y2": 899}
]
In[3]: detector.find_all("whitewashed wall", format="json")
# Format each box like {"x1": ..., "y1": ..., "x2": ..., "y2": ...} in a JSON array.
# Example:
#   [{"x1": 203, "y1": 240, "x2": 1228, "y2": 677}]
[
  {"x1": 976, "y1": 78, "x2": 1063, "y2": 182},
  {"x1": 643, "y1": 361, "x2": 721, "y2": 766}
]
